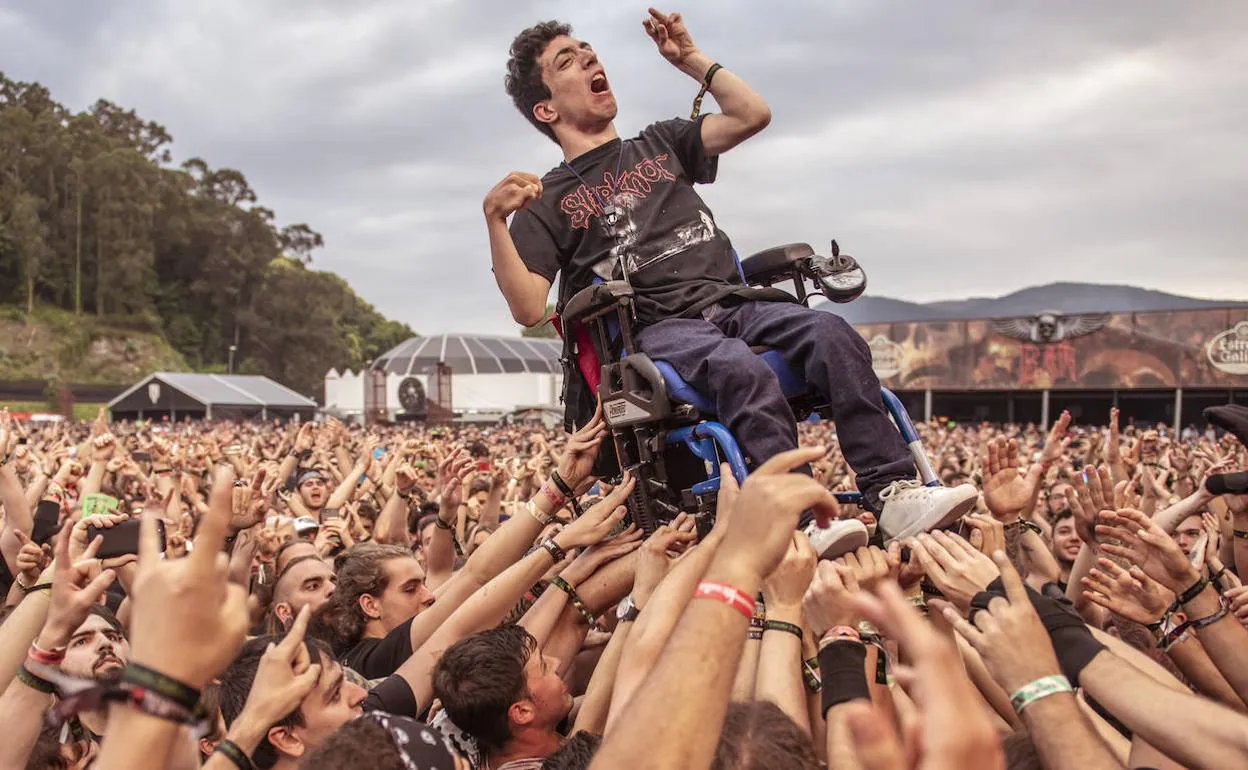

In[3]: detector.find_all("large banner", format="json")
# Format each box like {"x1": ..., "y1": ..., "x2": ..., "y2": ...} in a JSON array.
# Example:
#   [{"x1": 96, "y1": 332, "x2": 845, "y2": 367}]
[{"x1": 857, "y1": 308, "x2": 1248, "y2": 391}]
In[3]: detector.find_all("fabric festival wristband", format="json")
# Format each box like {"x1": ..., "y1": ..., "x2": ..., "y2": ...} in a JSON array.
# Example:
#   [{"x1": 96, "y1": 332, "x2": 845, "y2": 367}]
[
  {"x1": 764, "y1": 619, "x2": 804, "y2": 641},
  {"x1": 1177, "y1": 575, "x2": 1209, "y2": 606},
  {"x1": 540, "y1": 538, "x2": 567, "y2": 564},
  {"x1": 1010, "y1": 675, "x2": 1073, "y2": 714},
  {"x1": 550, "y1": 576, "x2": 595, "y2": 626},
  {"x1": 214, "y1": 739, "x2": 256, "y2": 770},
  {"x1": 539, "y1": 483, "x2": 566, "y2": 510},
  {"x1": 818, "y1": 640, "x2": 870, "y2": 715},
  {"x1": 120, "y1": 663, "x2": 201, "y2": 712},
  {"x1": 694, "y1": 581, "x2": 756, "y2": 620},
  {"x1": 17, "y1": 664, "x2": 56, "y2": 694}
]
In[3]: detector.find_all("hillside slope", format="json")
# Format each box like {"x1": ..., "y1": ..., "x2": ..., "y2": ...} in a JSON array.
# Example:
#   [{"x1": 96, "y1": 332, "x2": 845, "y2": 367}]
[{"x1": 0, "y1": 305, "x2": 188, "y2": 384}]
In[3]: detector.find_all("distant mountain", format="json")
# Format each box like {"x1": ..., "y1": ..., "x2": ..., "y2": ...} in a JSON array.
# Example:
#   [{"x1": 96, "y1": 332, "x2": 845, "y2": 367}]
[{"x1": 816, "y1": 282, "x2": 1248, "y2": 325}]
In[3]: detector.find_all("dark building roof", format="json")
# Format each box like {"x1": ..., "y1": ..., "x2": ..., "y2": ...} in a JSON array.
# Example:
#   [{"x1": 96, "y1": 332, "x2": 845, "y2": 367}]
[{"x1": 109, "y1": 372, "x2": 316, "y2": 415}]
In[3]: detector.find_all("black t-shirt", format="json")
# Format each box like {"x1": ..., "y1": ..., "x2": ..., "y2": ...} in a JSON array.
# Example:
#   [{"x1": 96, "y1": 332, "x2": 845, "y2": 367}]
[
  {"x1": 510, "y1": 115, "x2": 775, "y2": 328},
  {"x1": 363, "y1": 674, "x2": 420, "y2": 717},
  {"x1": 342, "y1": 617, "x2": 413, "y2": 681}
]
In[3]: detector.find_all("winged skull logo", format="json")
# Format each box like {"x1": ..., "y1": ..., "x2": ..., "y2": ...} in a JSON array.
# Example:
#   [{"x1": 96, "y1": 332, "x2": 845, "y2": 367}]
[{"x1": 990, "y1": 311, "x2": 1110, "y2": 344}]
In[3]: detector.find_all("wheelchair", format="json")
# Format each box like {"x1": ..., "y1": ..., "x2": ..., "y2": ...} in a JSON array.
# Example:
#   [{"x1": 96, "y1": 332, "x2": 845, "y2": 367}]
[{"x1": 557, "y1": 240, "x2": 940, "y2": 536}]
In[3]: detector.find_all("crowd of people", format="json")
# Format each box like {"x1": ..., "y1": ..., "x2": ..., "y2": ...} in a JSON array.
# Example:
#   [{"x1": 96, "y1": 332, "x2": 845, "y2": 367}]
[{"x1": 1, "y1": 400, "x2": 1247, "y2": 769}]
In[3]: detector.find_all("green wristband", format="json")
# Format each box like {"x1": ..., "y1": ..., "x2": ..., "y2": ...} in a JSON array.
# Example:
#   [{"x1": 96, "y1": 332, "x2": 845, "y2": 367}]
[{"x1": 1009, "y1": 675, "x2": 1073, "y2": 714}]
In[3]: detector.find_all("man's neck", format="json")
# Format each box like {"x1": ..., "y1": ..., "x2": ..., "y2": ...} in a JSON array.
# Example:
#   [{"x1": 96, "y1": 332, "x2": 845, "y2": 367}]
[
  {"x1": 1058, "y1": 561, "x2": 1073, "y2": 583},
  {"x1": 487, "y1": 728, "x2": 562, "y2": 768},
  {"x1": 79, "y1": 708, "x2": 108, "y2": 739},
  {"x1": 559, "y1": 123, "x2": 620, "y2": 163}
]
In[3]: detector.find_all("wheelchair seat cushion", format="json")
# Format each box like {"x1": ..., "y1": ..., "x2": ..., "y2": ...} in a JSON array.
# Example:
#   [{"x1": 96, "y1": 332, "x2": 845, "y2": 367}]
[{"x1": 654, "y1": 349, "x2": 809, "y2": 414}]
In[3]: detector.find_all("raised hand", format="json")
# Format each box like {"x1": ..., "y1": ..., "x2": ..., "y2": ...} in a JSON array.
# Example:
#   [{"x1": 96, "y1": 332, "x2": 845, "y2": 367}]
[
  {"x1": 1095, "y1": 508, "x2": 1200, "y2": 594},
  {"x1": 940, "y1": 552, "x2": 1065, "y2": 695},
  {"x1": 127, "y1": 466, "x2": 251, "y2": 689},
  {"x1": 642, "y1": 8, "x2": 698, "y2": 65},
  {"x1": 1040, "y1": 410, "x2": 1072, "y2": 467},
  {"x1": 229, "y1": 468, "x2": 269, "y2": 534},
  {"x1": 231, "y1": 606, "x2": 323, "y2": 737},
  {"x1": 802, "y1": 560, "x2": 860, "y2": 638},
  {"x1": 837, "y1": 545, "x2": 892, "y2": 594},
  {"x1": 37, "y1": 521, "x2": 116, "y2": 650},
  {"x1": 1067, "y1": 465, "x2": 1114, "y2": 545},
  {"x1": 555, "y1": 474, "x2": 635, "y2": 550},
  {"x1": 555, "y1": 400, "x2": 608, "y2": 490},
  {"x1": 562, "y1": 525, "x2": 645, "y2": 585},
  {"x1": 912, "y1": 530, "x2": 1000, "y2": 613},
  {"x1": 962, "y1": 513, "x2": 1006, "y2": 556},
  {"x1": 1105, "y1": 407, "x2": 1122, "y2": 464},
  {"x1": 483, "y1": 172, "x2": 543, "y2": 221},
  {"x1": 847, "y1": 580, "x2": 1003, "y2": 769},
  {"x1": 762, "y1": 532, "x2": 818, "y2": 613},
  {"x1": 632, "y1": 523, "x2": 698, "y2": 606},
  {"x1": 1081, "y1": 557, "x2": 1173, "y2": 626},
  {"x1": 719, "y1": 446, "x2": 840, "y2": 580},
  {"x1": 981, "y1": 438, "x2": 1043, "y2": 521}
]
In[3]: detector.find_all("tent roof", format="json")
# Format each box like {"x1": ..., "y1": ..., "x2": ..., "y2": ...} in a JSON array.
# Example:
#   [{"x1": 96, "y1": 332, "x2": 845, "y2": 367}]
[
  {"x1": 372, "y1": 334, "x2": 562, "y2": 376},
  {"x1": 109, "y1": 373, "x2": 316, "y2": 409}
]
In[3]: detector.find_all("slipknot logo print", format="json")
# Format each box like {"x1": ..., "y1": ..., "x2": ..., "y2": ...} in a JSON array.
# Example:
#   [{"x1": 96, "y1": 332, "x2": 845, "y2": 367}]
[{"x1": 560, "y1": 154, "x2": 676, "y2": 229}]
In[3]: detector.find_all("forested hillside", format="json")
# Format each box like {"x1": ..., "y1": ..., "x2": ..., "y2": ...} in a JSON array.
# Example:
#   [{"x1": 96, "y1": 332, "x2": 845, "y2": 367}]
[{"x1": 0, "y1": 73, "x2": 412, "y2": 395}]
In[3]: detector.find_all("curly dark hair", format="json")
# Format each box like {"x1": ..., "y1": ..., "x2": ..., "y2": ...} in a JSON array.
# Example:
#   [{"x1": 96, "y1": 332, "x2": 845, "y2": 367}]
[
  {"x1": 314, "y1": 542, "x2": 412, "y2": 654},
  {"x1": 505, "y1": 20, "x2": 572, "y2": 143},
  {"x1": 433, "y1": 624, "x2": 537, "y2": 752}
]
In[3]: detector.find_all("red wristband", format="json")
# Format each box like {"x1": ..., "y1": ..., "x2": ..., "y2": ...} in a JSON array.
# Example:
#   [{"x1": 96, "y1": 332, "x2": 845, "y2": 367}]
[
  {"x1": 29, "y1": 641, "x2": 66, "y2": 665},
  {"x1": 694, "y1": 581, "x2": 756, "y2": 620},
  {"x1": 539, "y1": 483, "x2": 565, "y2": 510}
]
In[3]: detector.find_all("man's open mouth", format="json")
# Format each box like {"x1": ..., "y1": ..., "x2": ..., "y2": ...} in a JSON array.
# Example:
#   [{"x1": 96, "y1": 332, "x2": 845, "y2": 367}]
[{"x1": 590, "y1": 72, "x2": 610, "y2": 94}]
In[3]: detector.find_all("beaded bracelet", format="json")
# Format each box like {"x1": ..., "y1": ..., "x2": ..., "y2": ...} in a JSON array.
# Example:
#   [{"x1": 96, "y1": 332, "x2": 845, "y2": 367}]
[
  {"x1": 1009, "y1": 675, "x2": 1073, "y2": 714},
  {"x1": 551, "y1": 576, "x2": 596, "y2": 626}
]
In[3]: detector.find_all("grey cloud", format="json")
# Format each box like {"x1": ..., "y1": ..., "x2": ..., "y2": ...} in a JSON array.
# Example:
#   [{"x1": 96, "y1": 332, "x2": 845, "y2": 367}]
[{"x1": 3, "y1": 0, "x2": 1246, "y2": 339}]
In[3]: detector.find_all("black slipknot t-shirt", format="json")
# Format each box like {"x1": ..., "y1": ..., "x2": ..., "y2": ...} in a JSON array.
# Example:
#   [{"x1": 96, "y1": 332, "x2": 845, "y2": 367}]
[{"x1": 510, "y1": 116, "x2": 777, "y2": 328}]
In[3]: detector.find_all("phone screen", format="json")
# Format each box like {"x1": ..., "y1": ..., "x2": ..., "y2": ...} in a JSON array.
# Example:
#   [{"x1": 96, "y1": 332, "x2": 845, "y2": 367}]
[{"x1": 32, "y1": 501, "x2": 61, "y2": 545}]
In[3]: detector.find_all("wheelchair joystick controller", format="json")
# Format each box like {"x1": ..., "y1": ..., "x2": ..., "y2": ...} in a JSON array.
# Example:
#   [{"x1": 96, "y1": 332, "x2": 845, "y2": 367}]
[{"x1": 803, "y1": 239, "x2": 867, "y2": 304}]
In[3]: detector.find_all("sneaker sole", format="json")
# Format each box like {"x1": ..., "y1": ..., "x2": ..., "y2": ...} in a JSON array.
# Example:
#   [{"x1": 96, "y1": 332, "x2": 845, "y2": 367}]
[
  {"x1": 808, "y1": 524, "x2": 870, "y2": 561},
  {"x1": 883, "y1": 488, "x2": 979, "y2": 545}
]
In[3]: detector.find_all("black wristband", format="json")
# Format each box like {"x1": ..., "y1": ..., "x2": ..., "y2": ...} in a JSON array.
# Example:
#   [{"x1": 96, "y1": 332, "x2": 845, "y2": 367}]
[
  {"x1": 818, "y1": 640, "x2": 870, "y2": 715},
  {"x1": 214, "y1": 739, "x2": 255, "y2": 770},
  {"x1": 982, "y1": 577, "x2": 1106, "y2": 688},
  {"x1": 763, "y1": 619, "x2": 804, "y2": 641},
  {"x1": 540, "y1": 538, "x2": 567, "y2": 564},
  {"x1": 549, "y1": 470, "x2": 574, "y2": 498},
  {"x1": 120, "y1": 663, "x2": 201, "y2": 713},
  {"x1": 1176, "y1": 576, "x2": 1209, "y2": 606},
  {"x1": 434, "y1": 516, "x2": 454, "y2": 531}
]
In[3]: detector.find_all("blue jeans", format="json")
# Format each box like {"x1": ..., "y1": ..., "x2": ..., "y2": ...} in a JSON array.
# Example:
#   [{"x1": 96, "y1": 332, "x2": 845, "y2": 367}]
[{"x1": 635, "y1": 300, "x2": 914, "y2": 512}]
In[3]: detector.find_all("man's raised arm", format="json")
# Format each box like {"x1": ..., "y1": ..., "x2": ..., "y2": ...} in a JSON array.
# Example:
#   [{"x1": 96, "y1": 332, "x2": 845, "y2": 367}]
[
  {"x1": 484, "y1": 172, "x2": 552, "y2": 327},
  {"x1": 644, "y1": 9, "x2": 771, "y2": 156}
]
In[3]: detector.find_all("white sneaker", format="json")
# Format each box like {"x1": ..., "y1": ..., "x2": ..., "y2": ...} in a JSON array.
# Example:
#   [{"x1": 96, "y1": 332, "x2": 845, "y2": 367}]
[
  {"x1": 804, "y1": 518, "x2": 870, "y2": 561},
  {"x1": 877, "y1": 480, "x2": 979, "y2": 545}
]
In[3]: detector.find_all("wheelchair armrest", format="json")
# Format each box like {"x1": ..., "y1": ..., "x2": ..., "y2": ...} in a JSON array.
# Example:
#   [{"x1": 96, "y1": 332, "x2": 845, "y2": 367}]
[
  {"x1": 562, "y1": 281, "x2": 634, "y2": 327},
  {"x1": 740, "y1": 243, "x2": 814, "y2": 287}
]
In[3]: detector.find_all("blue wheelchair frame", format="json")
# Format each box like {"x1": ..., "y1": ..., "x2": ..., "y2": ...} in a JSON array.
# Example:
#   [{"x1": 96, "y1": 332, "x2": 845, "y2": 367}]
[{"x1": 562, "y1": 242, "x2": 939, "y2": 533}]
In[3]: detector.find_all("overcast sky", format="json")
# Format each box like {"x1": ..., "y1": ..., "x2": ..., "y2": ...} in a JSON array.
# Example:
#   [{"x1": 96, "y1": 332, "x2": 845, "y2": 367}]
[{"x1": 3, "y1": 1, "x2": 1246, "y2": 337}]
